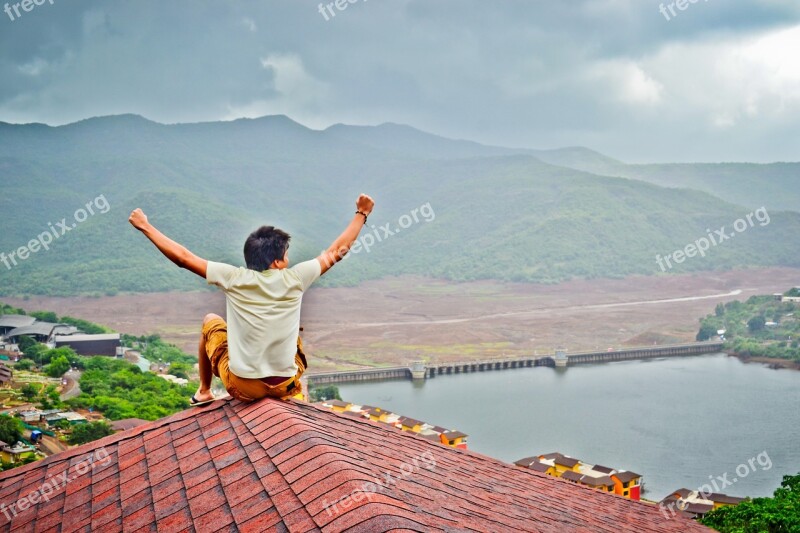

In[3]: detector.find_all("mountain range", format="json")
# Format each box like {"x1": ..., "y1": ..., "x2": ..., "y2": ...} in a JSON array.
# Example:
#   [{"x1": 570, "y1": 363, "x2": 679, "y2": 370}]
[{"x1": 0, "y1": 114, "x2": 798, "y2": 296}]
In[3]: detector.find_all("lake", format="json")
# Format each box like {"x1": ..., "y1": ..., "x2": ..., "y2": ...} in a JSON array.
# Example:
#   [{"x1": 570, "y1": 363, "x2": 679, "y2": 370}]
[{"x1": 337, "y1": 353, "x2": 800, "y2": 501}]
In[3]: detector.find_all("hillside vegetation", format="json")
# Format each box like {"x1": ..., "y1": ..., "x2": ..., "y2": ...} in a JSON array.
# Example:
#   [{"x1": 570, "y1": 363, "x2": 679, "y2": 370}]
[
  {"x1": 3, "y1": 301, "x2": 198, "y2": 421},
  {"x1": 1, "y1": 115, "x2": 799, "y2": 296},
  {"x1": 696, "y1": 289, "x2": 800, "y2": 362}
]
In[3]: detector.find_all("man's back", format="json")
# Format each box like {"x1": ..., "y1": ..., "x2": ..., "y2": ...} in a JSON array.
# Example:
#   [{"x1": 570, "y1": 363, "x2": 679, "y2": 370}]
[{"x1": 206, "y1": 259, "x2": 321, "y2": 378}]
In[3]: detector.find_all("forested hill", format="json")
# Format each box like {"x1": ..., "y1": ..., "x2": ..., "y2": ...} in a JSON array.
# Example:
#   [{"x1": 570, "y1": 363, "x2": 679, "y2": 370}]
[{"x1": 0, "y1": 114, "x2": 798, "y2": 296}]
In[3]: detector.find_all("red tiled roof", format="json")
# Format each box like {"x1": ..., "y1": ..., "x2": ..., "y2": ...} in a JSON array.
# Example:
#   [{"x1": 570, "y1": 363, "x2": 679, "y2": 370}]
[{"x1": 0, "y1": 397, "x2": 708, "y2": 532}]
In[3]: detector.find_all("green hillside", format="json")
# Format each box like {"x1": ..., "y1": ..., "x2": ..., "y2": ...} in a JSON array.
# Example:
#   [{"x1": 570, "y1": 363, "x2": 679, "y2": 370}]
[
  {"x1": 542, "y1": 156, "x2": 800, "y2": 213},
  {"x1": 0, "y1": 115, "x2": 798, "y2": 296}
]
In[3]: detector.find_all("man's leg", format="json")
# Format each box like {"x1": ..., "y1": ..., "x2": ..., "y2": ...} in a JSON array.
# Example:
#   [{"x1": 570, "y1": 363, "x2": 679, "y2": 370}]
[{"x1": 195, "y1": 313, "x2": 222, "y2": 402}]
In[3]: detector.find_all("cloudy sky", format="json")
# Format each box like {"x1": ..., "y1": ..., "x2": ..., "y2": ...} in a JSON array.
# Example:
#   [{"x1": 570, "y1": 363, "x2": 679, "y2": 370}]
[{"x1": 1, "y1": 0, "x2": 799, "y2": 162}]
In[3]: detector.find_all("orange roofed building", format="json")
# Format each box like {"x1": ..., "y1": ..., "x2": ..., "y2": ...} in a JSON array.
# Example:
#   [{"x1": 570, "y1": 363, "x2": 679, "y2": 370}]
[{"x1": 0, "y1": 397, "x2": 708, "y2": 531}]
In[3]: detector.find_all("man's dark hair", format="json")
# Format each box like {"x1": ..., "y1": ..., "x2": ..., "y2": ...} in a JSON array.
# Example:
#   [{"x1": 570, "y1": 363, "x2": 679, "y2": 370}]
[{"x1": 244, "y1": 226, "x2": 291, "y2": 271}]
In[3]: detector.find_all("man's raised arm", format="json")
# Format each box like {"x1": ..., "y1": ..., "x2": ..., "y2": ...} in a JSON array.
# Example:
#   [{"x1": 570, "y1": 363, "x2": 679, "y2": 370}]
[
  {"x1": 317, "y1": 194, "x2": 375, "y2": 275},
  {"x1": 129, "y1": 208, "x2": 208, "y2": 278}
]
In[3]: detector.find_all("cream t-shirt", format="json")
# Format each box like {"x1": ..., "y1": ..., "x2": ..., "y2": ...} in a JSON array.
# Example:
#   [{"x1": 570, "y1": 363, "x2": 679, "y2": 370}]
[{"x1": 206, "y1": 259, "x2": 321, "y2": 378}]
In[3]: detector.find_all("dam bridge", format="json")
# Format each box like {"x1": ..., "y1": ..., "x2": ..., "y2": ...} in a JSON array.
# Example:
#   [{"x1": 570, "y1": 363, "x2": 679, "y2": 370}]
[{"x1": 306, "y1": 341, "x2": 724, "y2": 385}]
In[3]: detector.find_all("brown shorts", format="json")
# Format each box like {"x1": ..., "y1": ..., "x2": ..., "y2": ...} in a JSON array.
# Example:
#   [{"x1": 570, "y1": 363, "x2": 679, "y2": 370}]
[{"x1": 202, "y1": 317, "x2": 307, "y2": 402}]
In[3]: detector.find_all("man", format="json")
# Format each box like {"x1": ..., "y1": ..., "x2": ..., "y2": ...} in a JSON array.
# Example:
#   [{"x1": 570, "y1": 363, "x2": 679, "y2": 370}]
[{"x1": 129, "y1": 193, "x2": 375, "y2": 404}]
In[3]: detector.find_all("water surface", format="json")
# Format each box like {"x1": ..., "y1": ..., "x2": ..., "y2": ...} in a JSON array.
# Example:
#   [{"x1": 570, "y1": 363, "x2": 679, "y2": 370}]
[{"x1": 337, "y1": 353, "x2": 800, "y2": 500}]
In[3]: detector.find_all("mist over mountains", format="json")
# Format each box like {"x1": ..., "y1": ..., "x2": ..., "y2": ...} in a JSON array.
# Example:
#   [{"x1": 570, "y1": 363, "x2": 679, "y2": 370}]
[{"x1": 1, "y1": 114, "x2": 798, "y2": 296}]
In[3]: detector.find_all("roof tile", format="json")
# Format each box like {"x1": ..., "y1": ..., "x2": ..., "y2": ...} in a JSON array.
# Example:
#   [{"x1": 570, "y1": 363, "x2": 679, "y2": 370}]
[
  {"x1": 230, "y1": 492, "x2": 276, "y2": 526},
  {"x1": 153, "y1": 487, "x2": 189, "y2": 520},
  {"x1": 193, "y1": 502, "x2": 234, "y2": 532},
  {"x1": 90, "y1": 500, "x2": 121, "y2": 529},
  {"x1": 154, "y1": 505, "x2": 192, "y2": 531},
  {"x1": 123, "y1": 504, "x2": 157, "y2": 531}
]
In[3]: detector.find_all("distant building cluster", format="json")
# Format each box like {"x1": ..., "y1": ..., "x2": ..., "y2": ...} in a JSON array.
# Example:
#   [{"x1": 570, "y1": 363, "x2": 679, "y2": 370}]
[
  {"x1": 14, "y1": 408, "x2": 87, "y2": 427},
  {"x1": 0, "y1": 314, "x2": 120, "y2": 356},
  {"x1": 660, "y1": 488, "x2": 746, "y2": 520},
  {"x1": 515, "y1": 452, "x2": 643, "y2": 500},
  {"x1": 0, "y1": 404, "x2": 107, "y2": 466},
  {"x1": 318, "y1": 399, "x2": 469, "y2": 449},
  {"x1": 773, "y1": 287, "x2": 800, "y2": 304}
]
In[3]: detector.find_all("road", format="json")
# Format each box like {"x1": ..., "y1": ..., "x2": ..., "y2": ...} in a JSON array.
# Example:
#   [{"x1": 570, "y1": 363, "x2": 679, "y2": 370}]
[
  {"x1": 332, "y1": 289, "x2": 746, "y2": 329},
  {"x1": 59, "y1": 369, "x2": 82, "y2": 401},
  {"x1": 22, "y1": 429, "x2": 69, "y2": 456}
]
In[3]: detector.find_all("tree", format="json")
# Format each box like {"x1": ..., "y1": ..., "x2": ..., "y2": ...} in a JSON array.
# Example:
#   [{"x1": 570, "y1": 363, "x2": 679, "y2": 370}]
[
  {"x1": 68, "y1": 421, "x2": 114, "y2": 445},
  {"x1": 46, "y1": 355, "x2": 71, "y2": 378},
  {"x1": 701, "y1": 473, "x2": 800, "y2": 532},
  {"x1": 29, "y1": 311, "x2": 58, "y2": 323},
  {"x1": 168, "y1": 362, "x2": 191, "y2": 379},
  {"x1": 715, "y1": 303, "x2": 725, "y2": 317},
  {"x1": 748, "y1": 316, "x2": 766, "y2": 333},
  {"x1": 697, "y1": 323, "x2": 718, "y2": 342},
  {"x1": 57, "y1": 316, "x2": 107, "y2": 334},
  {"x1": 20, "y1": 383, "x2": 39, "y2": 400},
  {"x1": 46, "y1": 346, "x2": 77, "y2": 362},
  {"x1": 309, "y1": 385, "x2": 342, "y2": 402},
  {"x1": 0, "y1": 415, "x2": 24, "y2": 445},
  {"x1": 14, "y1": 359, "x2": 34, "y2": 371},
  {"x1": 16, "y1": 335, "x2": 36, "y2": 353},
  {"x1": 52, "y1": 419, "x2": 71, "y2": 431},
  {"x1": 45, "y1": 384, "x2": 61, "y2": 404},
  {"x1": 23, "y1": 343, "x2": 48, "y2": 365}
]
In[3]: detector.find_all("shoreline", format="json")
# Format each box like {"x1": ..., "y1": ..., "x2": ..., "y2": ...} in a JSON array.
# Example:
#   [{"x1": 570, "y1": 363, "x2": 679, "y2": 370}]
[{"x1": 728, "y1": 352, "x2": 800, "y2": 371}]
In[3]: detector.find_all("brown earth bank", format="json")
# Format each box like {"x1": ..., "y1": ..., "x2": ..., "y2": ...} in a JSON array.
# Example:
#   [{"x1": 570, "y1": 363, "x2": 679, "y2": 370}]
[
  {"x1": 4, "y1": 267, "x2": 800, "y2": 372},
  {"x1": 729, "y1": 353, "x2": 800, "y2": 371}
]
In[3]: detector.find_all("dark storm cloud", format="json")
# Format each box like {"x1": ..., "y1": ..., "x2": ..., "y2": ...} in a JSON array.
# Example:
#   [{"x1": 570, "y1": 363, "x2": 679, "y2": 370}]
[{"x1": 1, "y1": 0, "x2": 799, "y2": 162}]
